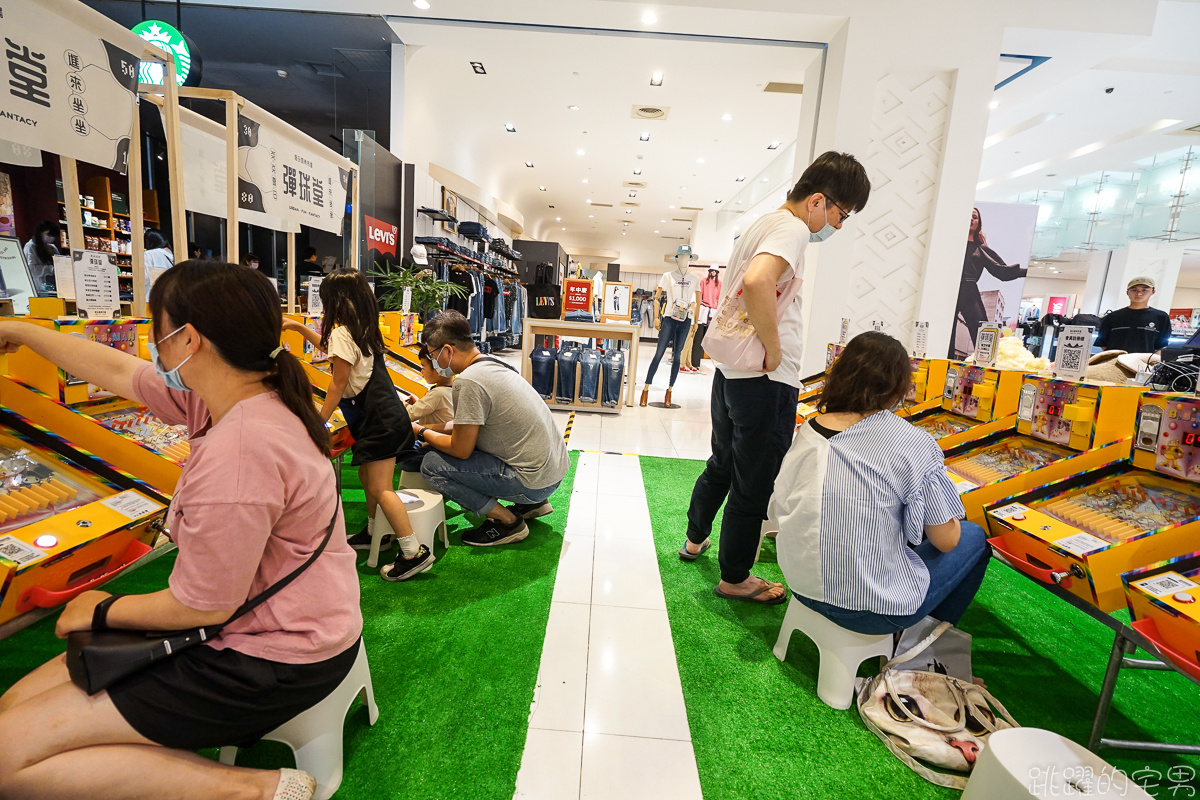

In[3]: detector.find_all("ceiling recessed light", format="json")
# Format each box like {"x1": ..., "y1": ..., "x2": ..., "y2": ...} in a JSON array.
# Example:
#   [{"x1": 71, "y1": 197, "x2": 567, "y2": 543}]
[
  {"x1": 761, "y1": 177, "x2": 769, "y2": 182},
  {"x1": 696, "y1": 158, "x2": 705, "y2": 164},
  {"x1": 650, "y1": 72, "x2": 663, "y2": 86},
  {"x1": 642, "y1": 11, "x2": 658, "y2": 25},
  {"x1": 623, "y1": 222, "x2": 630, "y2": 226},
  {"x1": 660, "y1": 219, "x2": 666, "y2": 223},
  {"x1": 586, "y1": 199, "x2": 592, "y2": 204},
  {"x1": 568, "y1": 105, "x2": 579, "y2": 111},
  {"x1": 639, "y1": 132, "x2": 650, "y2": 142},
  {"x1": 525, "y1": 161, "x2": 534, "y2": 168},
  {"x1": 582, "y1": 179, "x2": 588, "y2": 184},
  {"x1": 470, "y1": 61, "x2": 486, "y2": 75},
  {"x1": 681, "y1": 186, "x2": 687, "y2": 190},
  {"x1": 989, "y1": 100, "x2": 1000, "y2": 110},
  {"x1": 625, "y1": 210, "x2": 633, "y2": 215},
  {"x1": 721, "y1": 113, "x2": 732, "y2": 121},
  {"x1": 588, "y1": 214, "x2": 594, "y2": 218},
  {"x1": 556, "y1": 217, "x2": 561, "y2": 221},
  {"x1": 669, "y1": 205, "x2": 675, "y2": 209},
  {"x1": 736, "y1": 200, "x2": 743, "y2": 204},
  {"x1": 577, "y1": 149, "x2": 585, "y2": 156},
  {"x1": 561, "y1": 227, "x2": 566, "y2": 231},
  {"x1": 767, "y1": 141, "x2": 780, "y2": 149},
  {"x1": 735, "y1": 176, "x2": 746, "y2": 182},
  {"x1": 412, "y1": 0, "x2": 430, "y2": 8},
  {"x1": 654, "y1": 230, "x2": 659, "y2": 234},
  {"x1": 622, "y1": 232, "x2": 627, "y2": 236},
  {"x1": 633, "y1": 168, "x2": 642, "y2": 175},
  {"x1": 629, "y1": 191, "x2": 637, "y2": 197},
  {"x1": 505, "y1": 123, "x2": 516, "y2": 132},
  {"x1": 539, "y1": 186, "x2": 546, "y2": 191}
]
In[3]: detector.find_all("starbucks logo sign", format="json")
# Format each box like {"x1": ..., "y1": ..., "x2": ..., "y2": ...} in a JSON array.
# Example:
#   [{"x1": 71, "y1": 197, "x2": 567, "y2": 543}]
[{"x1": 132, "y1": 20, "x2": 194, "y2": 87}]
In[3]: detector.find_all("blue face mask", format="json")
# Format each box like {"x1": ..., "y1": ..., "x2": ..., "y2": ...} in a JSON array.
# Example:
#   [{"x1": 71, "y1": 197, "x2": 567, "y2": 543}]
[
  {"x1": 809, "y1": 201, "x2": 838, "y2": 243},
  {"x1": 147, "y1": 325, "x2": 193, "y2": 392}
]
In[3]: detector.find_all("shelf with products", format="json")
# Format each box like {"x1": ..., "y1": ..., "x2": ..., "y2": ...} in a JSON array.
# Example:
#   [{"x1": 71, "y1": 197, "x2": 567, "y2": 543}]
[{"x1": 55, "y1": 177, "x2": 160, "y2": 256}]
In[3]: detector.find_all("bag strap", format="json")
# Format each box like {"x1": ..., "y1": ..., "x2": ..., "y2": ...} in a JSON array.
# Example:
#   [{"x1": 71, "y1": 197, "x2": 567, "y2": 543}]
[
  {"x1": 884, "y1": 620, "x2": 952, "y2": 669},
  {"x1": 470, "y1": 356, "x2": 520, "y2": 374},
  {"x1": 856, "y1": 681, "x2": 970, "y2": 791},
  {"x1": 882, "y1": 668, "x2": 968, "y2": 735},
  {"x1": 211, "y1": 464, "x2": 342, "y2": 633}
]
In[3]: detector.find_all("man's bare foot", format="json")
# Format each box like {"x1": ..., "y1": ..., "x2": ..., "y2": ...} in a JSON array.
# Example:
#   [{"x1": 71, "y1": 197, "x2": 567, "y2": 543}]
[
  {"x1": 716, "y1": 576, "x2": 786, "y2": 602},
  {"x1": 685, "y1": 540, "x2": 704, "y2": 554}
]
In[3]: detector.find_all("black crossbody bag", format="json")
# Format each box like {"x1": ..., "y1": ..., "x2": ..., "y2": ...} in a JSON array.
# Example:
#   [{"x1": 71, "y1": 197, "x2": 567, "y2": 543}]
[{"x1": 66, "y1": 475, "x2": 341, "y2": 696}]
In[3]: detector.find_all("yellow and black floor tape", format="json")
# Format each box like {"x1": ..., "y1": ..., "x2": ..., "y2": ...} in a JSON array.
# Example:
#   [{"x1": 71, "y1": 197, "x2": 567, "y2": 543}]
[{"x1": 563, "y1": 411, "x2": 575, "y2": 446}]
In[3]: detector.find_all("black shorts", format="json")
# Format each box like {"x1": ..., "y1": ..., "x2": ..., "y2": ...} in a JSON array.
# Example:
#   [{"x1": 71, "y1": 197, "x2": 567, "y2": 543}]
[{"x1": 108, "y1": 638, "x2": 360, "y2": 749}]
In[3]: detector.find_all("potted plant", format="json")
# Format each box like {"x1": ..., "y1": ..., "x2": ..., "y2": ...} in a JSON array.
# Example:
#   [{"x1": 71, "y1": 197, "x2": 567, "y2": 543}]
[{"x1": 371, "y1": 262, "x2": 468, "y2": 319}]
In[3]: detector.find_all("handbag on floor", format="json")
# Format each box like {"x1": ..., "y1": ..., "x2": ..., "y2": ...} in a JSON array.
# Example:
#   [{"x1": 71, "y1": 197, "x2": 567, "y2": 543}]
[
  {"x1": 66, "y1": 472, "x2": 340, "y2": 696},
  {"x1": 857, "y1": 621, "x2": 1018, "y2": 790}
]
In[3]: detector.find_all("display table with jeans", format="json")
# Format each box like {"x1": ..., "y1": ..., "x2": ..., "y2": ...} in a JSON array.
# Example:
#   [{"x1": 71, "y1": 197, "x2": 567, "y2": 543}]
[{"x1": 520, "y1": 319, "x2": 641, "y2": 414}]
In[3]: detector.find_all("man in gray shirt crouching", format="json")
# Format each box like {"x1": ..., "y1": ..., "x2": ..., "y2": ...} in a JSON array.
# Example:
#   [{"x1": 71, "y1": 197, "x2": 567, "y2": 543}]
[{"x1": 415, "y1": 311, "x2": 570, "y2": 545}]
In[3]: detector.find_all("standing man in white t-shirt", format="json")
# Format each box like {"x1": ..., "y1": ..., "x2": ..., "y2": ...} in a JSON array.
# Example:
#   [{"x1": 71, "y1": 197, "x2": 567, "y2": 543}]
[
  {"x1": 639, "y1": 245, "x2": 702, "y2": 406},
  {"x1": 679, "y1": 152, "x2": 871, "y2": 604}
]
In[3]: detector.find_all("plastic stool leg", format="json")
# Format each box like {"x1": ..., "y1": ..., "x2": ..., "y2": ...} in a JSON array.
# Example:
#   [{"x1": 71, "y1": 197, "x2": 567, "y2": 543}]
[
  {"x1": 773, "y1": 596, "x2": 802, "y2": 661},
  {"x1": 218, "y1": 745, "x2": 237, "y2": 766},
  {"x1": 815, "y1": 645, "x2": 862, "y2": 710}
]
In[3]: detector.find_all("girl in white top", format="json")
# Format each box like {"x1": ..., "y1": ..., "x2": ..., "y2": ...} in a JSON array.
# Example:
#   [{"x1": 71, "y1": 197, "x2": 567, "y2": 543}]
[{"x1": 771, "y1": 332, "x2": 990, "y2": 634}]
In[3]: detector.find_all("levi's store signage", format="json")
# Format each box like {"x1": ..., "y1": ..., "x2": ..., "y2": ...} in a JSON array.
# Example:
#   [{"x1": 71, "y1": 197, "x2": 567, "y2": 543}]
[
  {"x1": 563, "y1": 278, "x2": 592, "y2": 316},
  {"x1": 364, "y1": 215, "x2": 398, "y2": 258}
]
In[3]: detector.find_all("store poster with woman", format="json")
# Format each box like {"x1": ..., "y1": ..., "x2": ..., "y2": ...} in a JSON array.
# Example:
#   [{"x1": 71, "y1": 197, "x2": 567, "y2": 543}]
[{"x1": 948, "y1": 202, "x2": 1038, "y2": 358}]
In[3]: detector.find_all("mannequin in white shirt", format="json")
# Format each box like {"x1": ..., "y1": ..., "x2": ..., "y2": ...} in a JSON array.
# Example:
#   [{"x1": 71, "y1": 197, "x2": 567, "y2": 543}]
[{"x1": 641, "y1": 251, "x2": 700, "y2": 407}]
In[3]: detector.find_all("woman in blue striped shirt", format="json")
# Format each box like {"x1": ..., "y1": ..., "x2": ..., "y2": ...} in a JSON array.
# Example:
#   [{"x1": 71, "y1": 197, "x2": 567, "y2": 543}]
[{"x1": 771, "y1": 332, "x2": 990, "y2": 634}]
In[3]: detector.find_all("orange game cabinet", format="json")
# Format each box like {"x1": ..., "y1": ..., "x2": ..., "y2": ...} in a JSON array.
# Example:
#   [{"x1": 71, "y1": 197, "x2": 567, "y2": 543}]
[
  {"x1": 5, "y1": 318, "x2": 152, "y2": 404},
  {"x1": 902, "y1": 363, "x2": 1028, "y2": 451},
  {"x1": 1123, "y1": 552, "x2": 1200, "y2": 680},
  {"x1": 0, "y1": 408, "x2": 166, "y2": 628}
]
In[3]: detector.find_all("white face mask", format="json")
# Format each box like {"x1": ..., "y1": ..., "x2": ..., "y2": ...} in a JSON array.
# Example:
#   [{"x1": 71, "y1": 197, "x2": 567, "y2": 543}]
[
  {"x1": 432, "y1": 345, "x2": 456, "y2": 378},
  {"x1": 809, "y1": 200, "x2": 837, "y2": 243}
]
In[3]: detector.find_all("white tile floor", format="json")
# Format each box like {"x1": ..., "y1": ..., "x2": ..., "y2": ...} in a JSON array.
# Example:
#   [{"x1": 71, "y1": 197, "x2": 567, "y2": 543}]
[{"x1": 513, "y1": 344, "x2": 715, "y2": 799}]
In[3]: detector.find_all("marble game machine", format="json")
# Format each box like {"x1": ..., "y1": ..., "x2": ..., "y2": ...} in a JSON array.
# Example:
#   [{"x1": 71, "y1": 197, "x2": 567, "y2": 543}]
[
  {"x1": 0, "y1": 318, "x2": 190, "y2": 495},
  {"x1": 907, "y1": 358, "x2": 950, "y2": 405},
  {"x1": 903, "y1": 363, "x2": 1026, "y2": 451},
  {"x1": 986, "y1": 392, "x2": 1200, "y2": 612},
  {"x1": 942, "y1": 375, "x2": 1145, "y2": 525},
  {"x1": 795, "y1": 343, "x2": 846, "y2": 424},
  {"x1": 0, "y1": 406, "x2": 166, "y2": 630}
]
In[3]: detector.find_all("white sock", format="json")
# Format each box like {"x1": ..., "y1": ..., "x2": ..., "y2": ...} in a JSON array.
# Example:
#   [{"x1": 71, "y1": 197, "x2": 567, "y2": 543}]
[{"x1": 397, "y1": 533, "x2": 420, "y2": 558}]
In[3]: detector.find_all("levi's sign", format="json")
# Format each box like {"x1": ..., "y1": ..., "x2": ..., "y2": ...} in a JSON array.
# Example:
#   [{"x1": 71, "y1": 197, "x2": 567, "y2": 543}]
[{"x1": 365, "y1": 215, "x2": 398, "y2": 258}]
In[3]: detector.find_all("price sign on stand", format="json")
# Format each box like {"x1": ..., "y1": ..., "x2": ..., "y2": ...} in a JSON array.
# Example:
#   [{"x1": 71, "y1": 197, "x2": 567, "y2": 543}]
[
  {"x1": 563, "y1": 278, "x2": 593, "y2": 317},
  {"x1": 1054, "y1": 325, "x2": 1092, "y2": 381},
  {"x1": 913, "y1": 321, "x2": 929, "y2": 358},
  {"x1": 975, "y1": 323, "x2": 1001, "y2": 367},
  {"x1": 53, "y1": 255, "x2": 76, "y2": 300},
  {"x1": 72, "y1": 250, "x2": 120, "y2": 318},
  {"x1": 402, "y1": 287, "x2": 412, "y2": 315},
  {"x1": 308, "y1": 277, "x2": 323, "y2": 315},
  {"x1": 839, "y1": 318, "x2": 850, "y2": 344}
]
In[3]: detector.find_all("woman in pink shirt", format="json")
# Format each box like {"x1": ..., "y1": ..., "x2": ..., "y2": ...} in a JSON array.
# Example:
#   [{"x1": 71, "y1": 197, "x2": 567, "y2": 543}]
[{"x1": 0, "y1": 262, "x2": 362, "y2": 800}]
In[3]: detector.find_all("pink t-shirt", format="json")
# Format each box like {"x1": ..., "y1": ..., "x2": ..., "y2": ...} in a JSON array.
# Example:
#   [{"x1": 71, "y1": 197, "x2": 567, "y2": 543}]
[{"x1": 133, "y1": 363, "x2": 362, "y2": 664}]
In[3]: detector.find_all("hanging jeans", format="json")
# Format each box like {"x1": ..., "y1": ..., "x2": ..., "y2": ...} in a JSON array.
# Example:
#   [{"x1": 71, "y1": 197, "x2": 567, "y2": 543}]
[
  {"x1": 644, "y1": 315, "x2": 691, "y2": 387},
  {"x1": 602, "y1": 350, "x2": 625, "y2": 407},
  {"x1": 556, "y1": 348, "x2": 581, "y2": 403},
  {"x1": 578, "y1": 349, "x2": 603, "y2": 403},
  {"x1": 529, "y1": 347, "x2": 558, "y2": 399}
]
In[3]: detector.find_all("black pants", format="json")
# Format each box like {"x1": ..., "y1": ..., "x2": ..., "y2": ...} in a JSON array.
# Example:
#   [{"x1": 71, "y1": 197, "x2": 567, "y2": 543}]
[
  {"x1": 685, "y1": 372, "x2": 797, "y2": 584},
  {"x1": 952, "y1": 281, "x2": 988, "y2": 356},
  {"x1": 690, "y1": 322, "x2": 708, "y2": 368}
]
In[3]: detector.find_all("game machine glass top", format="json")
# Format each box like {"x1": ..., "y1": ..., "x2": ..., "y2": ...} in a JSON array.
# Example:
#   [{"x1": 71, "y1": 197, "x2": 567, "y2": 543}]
[
  {"x1": 0, "y1": 410, "x2": 165, "y2": 627},
  {"x1": 943, "y1": 375, "x2": 1142, "y2": 524},
  {"x1": 985, "y1": 393, "x2": 1200, "y2": 612},
  {"x1": 905, "y1": 363, "x2": 1024, "y2": 451}
]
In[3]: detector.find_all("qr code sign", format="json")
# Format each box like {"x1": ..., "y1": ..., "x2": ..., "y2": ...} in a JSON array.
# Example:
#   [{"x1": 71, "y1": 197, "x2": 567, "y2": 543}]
[
  {"x1": 1058, "y1": 347, "x2": 1084, "y2": 374},
  {"x1": 0, "y1": 535, "x2": 46, "y2": 567},
  {"x1": 1134, "y1": 572, "x2": 1199, "y2": 598}
]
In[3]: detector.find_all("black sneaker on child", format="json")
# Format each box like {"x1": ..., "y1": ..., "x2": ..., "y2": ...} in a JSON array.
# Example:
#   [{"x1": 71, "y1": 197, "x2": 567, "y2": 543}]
[
  {"x1": 462, "y1": 517, "x2": 529, "y2": 546},
  {"x1": 509, "y1": 500, "x2": 553, "y2": 520},
  {"x1": 380, "y1": 545, "x2": 435, "y2": 581},
  {"x1": 347, "y1": 526, "x2": 394, "y2": 551}
]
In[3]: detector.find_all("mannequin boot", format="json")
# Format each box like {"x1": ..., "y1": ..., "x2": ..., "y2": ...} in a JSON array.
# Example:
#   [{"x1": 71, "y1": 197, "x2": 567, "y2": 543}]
[
  {"x1": 639, "y1": 386, "x2": 649, "y2": 407},
  {"x1": 663, "y1": 387, "x2": 673, "y2": 407}
]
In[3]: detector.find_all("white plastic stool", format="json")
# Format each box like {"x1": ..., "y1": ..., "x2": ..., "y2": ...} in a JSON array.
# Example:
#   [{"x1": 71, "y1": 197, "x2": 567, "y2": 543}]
[
  {"x1": 756, "y1": 518, "x2": 778, "y2": 563},
  {"x1": 773, "y1": 595, "x2": 894, "y2": 710},
  {"x1": 398, "y1": 470, "x2": 431, "y2": 491},
  {"x1": 219, "y1": 639, "x2": 379, "y2": 800},
  {"x1": 962, "y1": 728, "x2": 1151, "y2": 799},
  {"x1": 368, "y1": 488, "x2": 448, "y2": 568}
]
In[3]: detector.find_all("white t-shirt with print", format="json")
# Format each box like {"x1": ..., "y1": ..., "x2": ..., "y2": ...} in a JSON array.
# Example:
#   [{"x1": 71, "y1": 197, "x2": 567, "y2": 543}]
[
  {"x1": 658, "y1": 270, "x2": 700, "y2": 320},
  {"x1": 716, "y1": 208, "x2": 810, "y2": 389},
  {"x1": 326, "y1": 325, "x2": 374, "y2": 398}
]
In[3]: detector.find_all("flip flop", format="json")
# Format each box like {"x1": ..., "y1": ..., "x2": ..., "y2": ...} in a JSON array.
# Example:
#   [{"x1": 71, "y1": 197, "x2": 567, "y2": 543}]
[
  {"x1": 678, "y1": 538, "x2": 711, "y2": 561},
  {"x1": 713, "y1": 581, "x2": 788, "y2": 605}
]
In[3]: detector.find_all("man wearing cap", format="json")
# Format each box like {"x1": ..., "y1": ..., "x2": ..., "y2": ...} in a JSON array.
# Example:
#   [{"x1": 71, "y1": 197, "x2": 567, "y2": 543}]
[{"x1": 1094, "y1": 277, "x2": 1171, "y2": 353}]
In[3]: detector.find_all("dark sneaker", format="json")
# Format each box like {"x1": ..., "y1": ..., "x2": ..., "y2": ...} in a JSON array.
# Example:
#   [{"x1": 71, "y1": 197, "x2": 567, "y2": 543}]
[
  {"x1": 380, "y1": 545, "x2": 435, "y2": 581},
  {"x1": 462, "y1": 517, "x2": 529, "y2": 546},
  {"x1": 348, "y1": 526, "x2": 394, "y2": 551},
  {"x1": 509, "y1": 500, "x2": 553, "y2": 520}
]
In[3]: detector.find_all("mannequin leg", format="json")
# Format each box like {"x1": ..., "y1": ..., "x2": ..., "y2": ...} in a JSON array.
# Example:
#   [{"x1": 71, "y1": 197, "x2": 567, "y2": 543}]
[
  {"x1": 666, "y1": 317, "x2": 690, "y2": 387},
  {"x1": 643, "y1": 317, "x2": 678, "y2": 386}
]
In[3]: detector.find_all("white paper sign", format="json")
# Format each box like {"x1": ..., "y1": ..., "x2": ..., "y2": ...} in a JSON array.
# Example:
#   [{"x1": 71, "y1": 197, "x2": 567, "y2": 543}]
[
  {"x1": 0, "y1": 534, "x2": 46, "y2": 566},
  {"x1": 839, "y1": 317, "x2": 850, "y2": 344},
  {"x1": 913, "y1": 321, "x2": 929, "y2": 358},
  {"x1": 101, "y1": 490, "x2": 164, "y2": 520},
  {"x1": 0, "y1": 236, "x2": 38, "y2": 315},
  {"x1": 975, "y1": 323, "x2": 1001, "y2": 367},
  {"x1": 0, "y1": 138, "x2": 41, "y2": 167},
  {"x1": 237, "y1": 102, "x2": 351, "y2": 234},
  {"x1": 72, "y1": 249, "x2": 120, "y2": 318},
  {"x1": 53, "y1": 254, "x2": 75, "y2": 300},
  {"x1": 1054, "y1": 325, "x2": 1092, "y2": 381},
  {"x1": 1053, "y1": 532, "x2": 1110, "y2": 557},
  {"x1": 307, "y1": 277, "x2": 324, "y2": 315},
  {"x1": 1133, "y1": 572, "x2": 1200, "y2": 598},
  {"x1": 991, "y1": 503, "x2": 1029, "y2": 520},
  {"x1": 0, "y1": 1, "x2": 143, "y2": 172},
  {"x1": 872, "y1": 320, "x2": 884, "y2": 332},
  {"x1": 402, "y1": 286, "x2": 412, "y2": 315}
]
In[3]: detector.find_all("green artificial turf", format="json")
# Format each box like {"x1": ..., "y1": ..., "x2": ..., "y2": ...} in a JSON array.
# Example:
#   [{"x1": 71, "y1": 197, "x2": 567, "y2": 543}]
[
  {"x1": 0, "y1": 452, "x2": 576, "y2": 800},
  {"x1": 640, "y1": 455, "x2": 1200, "y2": 799}
]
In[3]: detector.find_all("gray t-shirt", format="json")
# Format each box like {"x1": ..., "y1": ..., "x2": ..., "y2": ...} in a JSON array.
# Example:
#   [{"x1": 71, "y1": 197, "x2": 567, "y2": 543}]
[{"x1": 453, "y1": 358, "x2": 570, "y2": 490}]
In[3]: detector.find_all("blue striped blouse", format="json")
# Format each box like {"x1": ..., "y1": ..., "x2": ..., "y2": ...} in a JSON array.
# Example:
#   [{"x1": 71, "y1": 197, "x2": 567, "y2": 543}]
[{"x1": 770, "y1": 411, "x2": 965, "y2": 616}]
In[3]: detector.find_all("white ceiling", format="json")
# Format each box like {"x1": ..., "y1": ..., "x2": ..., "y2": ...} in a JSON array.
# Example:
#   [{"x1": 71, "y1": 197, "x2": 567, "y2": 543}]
[{"x1": 391, "y1": 19, "x2": 816, "y2": 268}]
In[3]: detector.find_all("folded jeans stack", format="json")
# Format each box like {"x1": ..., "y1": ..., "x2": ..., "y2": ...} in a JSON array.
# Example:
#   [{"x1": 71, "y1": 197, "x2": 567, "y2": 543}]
[
  {"x1": 602, "y1": 350, "x2": 625, "y2": 408},
  {"x1": 578, "y1": 349, "x2": 602, "y2": 404}
]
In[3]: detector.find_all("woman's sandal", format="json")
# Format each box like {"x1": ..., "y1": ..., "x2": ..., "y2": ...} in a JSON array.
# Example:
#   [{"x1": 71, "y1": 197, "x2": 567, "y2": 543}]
[
  {"x1": 678, "y1": 538, "x2": 711, "y2": 561},
  {"x1": 274, "y1": 769, "x2": 317, "y2": 800},
  {"x1": 713, "y1": 580, "x2": 788, "y2": 605}
]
